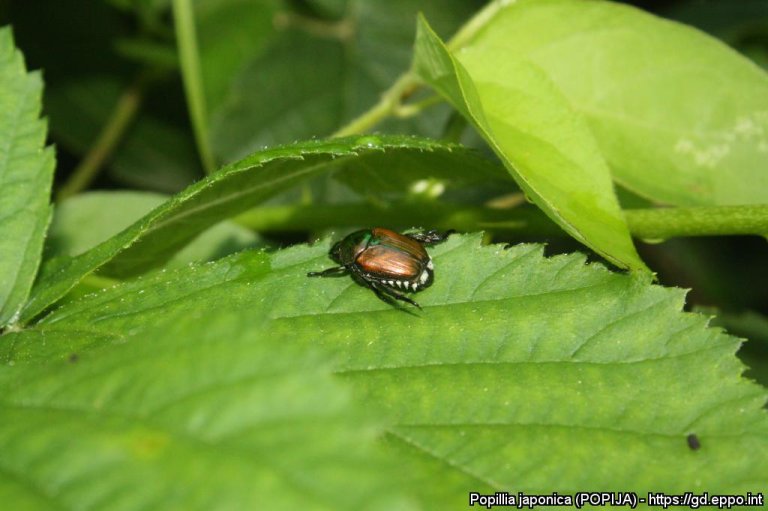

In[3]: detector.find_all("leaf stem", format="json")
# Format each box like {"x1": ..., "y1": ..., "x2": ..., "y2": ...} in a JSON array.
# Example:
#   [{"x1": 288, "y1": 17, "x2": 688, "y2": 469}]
[
  {"x1": 173, "y1": 0, "x2": 216, "y2": 174},
  {"x1": 236, "y1": 203, "x2": 768, "y2": 239},
  {"x1": 56, "y1": 74, "x2": 146, "y2": 201}
]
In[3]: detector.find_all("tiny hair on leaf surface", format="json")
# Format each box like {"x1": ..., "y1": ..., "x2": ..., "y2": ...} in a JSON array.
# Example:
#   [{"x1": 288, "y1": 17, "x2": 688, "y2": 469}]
[{"x1": 2, "y1": 234, "x2": 765, "y2": 509}]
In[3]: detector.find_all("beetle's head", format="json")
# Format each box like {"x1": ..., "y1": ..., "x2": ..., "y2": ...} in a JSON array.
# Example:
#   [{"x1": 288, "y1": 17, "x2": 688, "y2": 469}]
[{"x1": 329, "y1": 240, "x2": 344, "y2": 264}]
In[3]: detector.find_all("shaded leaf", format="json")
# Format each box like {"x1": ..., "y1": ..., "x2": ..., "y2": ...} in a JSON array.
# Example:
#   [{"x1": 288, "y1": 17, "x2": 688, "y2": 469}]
[
  {"x1": 332, "y1": 141, "x2": 511, "y2": 200},
  {"x1": 704, "y1": 307, "x2": 768, "y2": 388},
  {"x1": 3, "y1": 1, "x2": 196, "y2": 193},
  {"x1": 207, "y1": 0, "x2": 484, "y2": 162},
  {"x1": 196, "y1": 0, "x2": 279, "y2": 116},
  {"x1": 46, "y1": 73, "x2": 200, "y2": 193}
]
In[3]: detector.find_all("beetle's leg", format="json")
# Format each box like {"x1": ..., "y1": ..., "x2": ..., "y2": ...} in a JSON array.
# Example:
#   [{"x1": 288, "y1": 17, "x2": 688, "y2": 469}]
[
  {"x1": 370, "y1": 281, "x2": 422, "y2": 309},
  {"x1": 307, "y1": 266, "x2": 347, "y2": 277},
  {"x1": 406, "y1": 229, "x2": 455, "y2": 245},
  {"x1": 367, "y1": 283, "x2": 396, "y2": 306}
]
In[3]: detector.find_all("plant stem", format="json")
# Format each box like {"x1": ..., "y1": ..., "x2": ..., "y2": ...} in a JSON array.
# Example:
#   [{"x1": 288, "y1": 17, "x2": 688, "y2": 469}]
[
  {"x1": 625, "y1": 205, "x2": 768, "y2": 239},
  {"x1": 332, "y1": 74, "x2": 421, "y2": 137},
  {"x1": 237, "y1": 203, "x2": 558, "y2": 234},
  {"x1": 330, "y1": 0, "x2": 509, "y2": 137},
  {"x1": 236, "y1": 203, "x2": 768, "y2": 239},
  {"x1": 57, "y1": 74, "x2": 146, "y2": 201},
  {"x1": 273, "y1": 12, "x2": 354, "y2": 41},
  {"x1": 445, "y1": 0, "x2": 507, "y2": 51},
  {"x1": 394, "y1": 94, "x2": 443, "y2": 118},
  {"x1": 173, "y1": 0, "x2": 216, "y2": 174}
]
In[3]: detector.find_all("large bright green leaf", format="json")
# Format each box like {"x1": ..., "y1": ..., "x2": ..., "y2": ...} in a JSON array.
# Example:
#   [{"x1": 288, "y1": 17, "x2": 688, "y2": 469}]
[
  {"x1": 20, "y1": 136, "x2": 490, "y2": 324},
  {"x1": 4, "y1": 235, "x2": 766, "y2": 508},
  {"x1": 413, "y1": 16, "x2": 646, "y2": 272},
  {"x1": 0, "y1": 28, "x2": 55, "y2": 327},
  {"x1": 462, "y1": 0, "x2": 768, "y2": 206}
]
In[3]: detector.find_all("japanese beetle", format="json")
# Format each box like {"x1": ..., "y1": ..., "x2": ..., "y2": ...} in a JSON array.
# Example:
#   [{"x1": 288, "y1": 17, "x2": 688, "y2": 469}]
[{"x1": 308, "y1": 227, "x2": 452, "y2": 309}]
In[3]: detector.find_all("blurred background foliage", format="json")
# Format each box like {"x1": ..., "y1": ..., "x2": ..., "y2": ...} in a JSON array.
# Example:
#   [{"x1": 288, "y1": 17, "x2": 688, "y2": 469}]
[{"x1": 0, "y1": 0, "x2": 766, "y2": 381}]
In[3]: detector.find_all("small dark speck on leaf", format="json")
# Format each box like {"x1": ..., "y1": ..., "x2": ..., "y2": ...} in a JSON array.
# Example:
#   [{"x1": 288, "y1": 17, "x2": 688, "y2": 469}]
[
  {"x1": 687, "y1": 433, "x2": 701, "y2": 451},
  {"x1": 68, "y1": 353, "x2": 79, "y2": 364}
]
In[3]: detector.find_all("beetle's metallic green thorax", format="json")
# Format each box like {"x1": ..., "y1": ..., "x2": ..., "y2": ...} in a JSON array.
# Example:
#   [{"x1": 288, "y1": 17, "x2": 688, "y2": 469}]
[{"x1": 331, "y1": 230, "x2": 372, "y2": 265}]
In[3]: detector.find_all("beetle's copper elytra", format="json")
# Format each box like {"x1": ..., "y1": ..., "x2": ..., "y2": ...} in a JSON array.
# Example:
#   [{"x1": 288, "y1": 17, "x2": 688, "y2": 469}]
[{"x1": 307, "y1": 227, "x2": 452, "y2": 309}]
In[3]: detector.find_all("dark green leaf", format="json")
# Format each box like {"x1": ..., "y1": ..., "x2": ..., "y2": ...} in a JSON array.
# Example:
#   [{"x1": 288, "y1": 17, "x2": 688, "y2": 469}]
[
  {"x1": 196, "y1": 0, "x2": 279, "y2": 115},
  {"x1": 331, "y1": 142, "x2": 511, "y2": 200},
  {"x1": 46, "y1": 74, "x2": 201, "y2": 193},
  {"x1": 205, "y1": 0, "x2": 484, "y2": 162}
]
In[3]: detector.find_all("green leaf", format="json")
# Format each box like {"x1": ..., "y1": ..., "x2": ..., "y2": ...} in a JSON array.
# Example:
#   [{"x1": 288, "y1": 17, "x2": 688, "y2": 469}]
[
  {"x1": 332, "y1": 142, "x2": 512, "y2": 200},
  {"x1": 209, "y1": 29, "x2": 345, "y2": 160},
  {"x1": 462, "y1": 0, "x2": 768, "y2": 206},
  {"x1": 7, "y1": 0, "x2": 184, "y2": 193},
  {"x1": 47, "y1": 191, "x2": 261, "y2": 265},
  {"x1": 195, "y1": 0, "x2": 279, "y2": 117},
  {"x1": 46, "y1": 75, "x2": 201, "y2": 193},
  {"x1": 0, "y1": 304, "x2": 411, "y2": 510},
  {"x1": 413, "y1": 16, "x2": 646, "y2": 272},
  {"x1": 5, "y1": 235, "x2": 766, "y2": 506},
  {"x1": 207, "y1": 0, "x2": 484, "y2": 161},
  {"x1": 704, "y1": 307, "x2": 768, "y2": 388},
  {"x1": 0, "y1": 28, "x2": 55, "y2": 327},
  {"x1": 20, "y1": 136, "x2": 484, "y2": 324}
]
